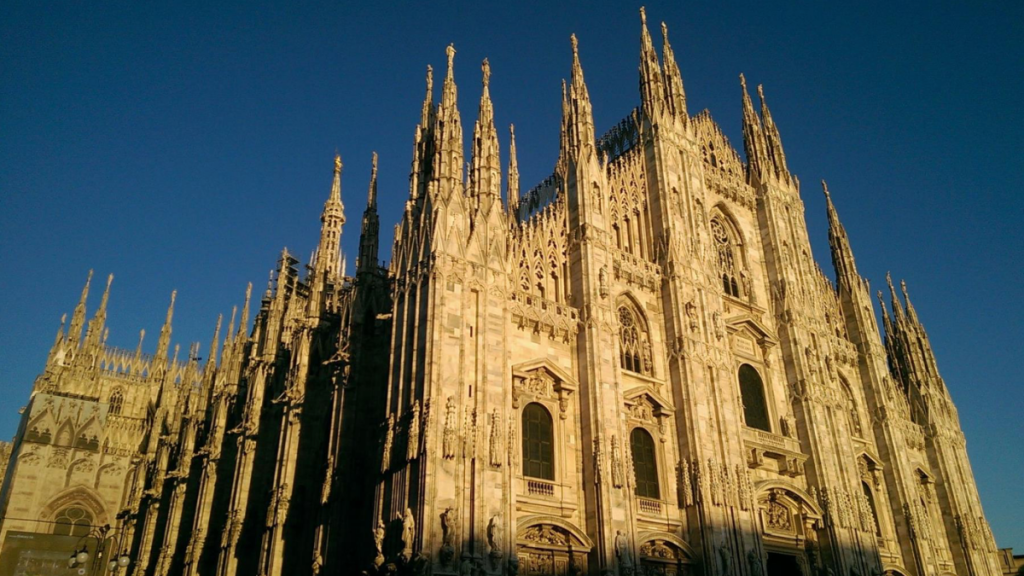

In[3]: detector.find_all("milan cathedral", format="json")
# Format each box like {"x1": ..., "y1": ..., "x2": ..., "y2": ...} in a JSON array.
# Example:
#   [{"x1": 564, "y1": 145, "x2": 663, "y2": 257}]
[{"x1": 0, "y1": 9, "x2": 1002, "y2": 576}]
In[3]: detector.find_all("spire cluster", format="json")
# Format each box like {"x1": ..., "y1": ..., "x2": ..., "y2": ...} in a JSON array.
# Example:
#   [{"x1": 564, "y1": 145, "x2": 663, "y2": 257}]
[
  {"x1": 638, "y1": 7, "x2": 687, "y2": 121},
  {"x1": 878, "y1": 273, "x2": 944, "y2": 402},
  {"x1": 740, "y1": 75, "x2": 792, "y2": 186}
]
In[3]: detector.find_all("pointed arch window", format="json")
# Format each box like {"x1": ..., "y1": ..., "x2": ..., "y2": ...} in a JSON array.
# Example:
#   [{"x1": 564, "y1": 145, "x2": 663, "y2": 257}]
[
  {"x1": 109, "y1": 388, "x2": 124, "y2": 416},
  {"x1": 630, "y1": 428, "x2": 660, "y2": 499},
  {"x1": 617, "y1": 303, "x2": 653, "y2": 376},
  {"x1": 739, "y1": 364, "x2": 771, "y2": 432},
  {"x1": 861, "y1": 481, "x2": 881, "y2": 536},
  {"x1": 52, "y1": 506, "x2": 93, "y2": 537},
  {"x1": 710, "y1": 215, "x2": 742, "y2": 298},
  {"x1": 522, "y1": 403, "x2": 554, "y2": 480}
]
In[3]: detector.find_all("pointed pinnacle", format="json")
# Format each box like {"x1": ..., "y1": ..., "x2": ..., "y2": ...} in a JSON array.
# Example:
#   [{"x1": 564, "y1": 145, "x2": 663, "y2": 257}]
[
  {"x1": 367, "y1": 151, "x2": 379, "y2": 208},
  {"x1": 81, "y1": 269, "x2": 94, "y2": 299},
  {"x1": 165, "y1": 290, "x2": 177, "y2": 325},
  {"x1": 207, "y1": 313, "x2": 222, "y2": 367},
  {"x1": 822, "y1": 179, "x2": 831, "y2": 199}
]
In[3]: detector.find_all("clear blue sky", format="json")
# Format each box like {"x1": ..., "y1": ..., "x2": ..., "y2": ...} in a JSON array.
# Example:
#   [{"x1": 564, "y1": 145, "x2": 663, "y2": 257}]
[{"x1": 1, "y1": 0, "x2": 1021, "y2": 549}]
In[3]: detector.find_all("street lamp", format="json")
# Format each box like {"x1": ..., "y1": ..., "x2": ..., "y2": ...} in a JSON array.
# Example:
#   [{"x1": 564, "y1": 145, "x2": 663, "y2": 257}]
[{"x1": 68, "y1": 524, "x2": 132, "y2": 575}]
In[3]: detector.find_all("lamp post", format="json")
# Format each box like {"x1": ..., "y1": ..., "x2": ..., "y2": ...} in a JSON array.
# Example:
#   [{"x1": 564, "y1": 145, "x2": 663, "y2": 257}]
[{"x1": 67, "y1": 523, "x2": 131, "y2": 575}]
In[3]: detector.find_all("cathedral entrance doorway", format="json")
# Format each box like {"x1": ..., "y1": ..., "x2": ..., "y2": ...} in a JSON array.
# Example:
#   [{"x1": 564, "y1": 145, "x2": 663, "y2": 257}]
[
  {"x1": 766, "y1": 551, "x2": 803, "y2": 576},
  {"x1": 515, "y1": 522, "x2": 591, "y2": 576}
]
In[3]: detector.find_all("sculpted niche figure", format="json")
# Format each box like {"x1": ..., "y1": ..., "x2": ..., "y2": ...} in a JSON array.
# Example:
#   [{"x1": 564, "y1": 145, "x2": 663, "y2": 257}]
[
  {"x1": 373, "y1": 521, "x2": 385, "y2": 566},
  {"x1": 401, "y1": 508, "x2": 416, "y2": 559},
  {"x1": 439, "y1": 507, "x2": 456, "y2": 565},
  {"x1": 614, "y1": 530, "x2": 632, "y2": 568}
]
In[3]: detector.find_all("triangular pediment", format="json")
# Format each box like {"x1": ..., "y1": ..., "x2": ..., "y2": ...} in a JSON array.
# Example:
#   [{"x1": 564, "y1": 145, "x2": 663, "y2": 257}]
[
  {"x1": 725, "y1": 313, "x2": 778, "y2": 346},
  {"x1": 622, "y1": 387, "x2": 674, "y2": 415},
  {"x1": 511, "y1": 358, "x2": 576, "y2": 392}
]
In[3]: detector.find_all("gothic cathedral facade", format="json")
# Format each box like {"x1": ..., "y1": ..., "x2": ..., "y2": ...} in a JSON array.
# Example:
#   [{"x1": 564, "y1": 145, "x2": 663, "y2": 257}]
[{"x1": 0, "y1": 9, "x2": 1003, "y2": 576}]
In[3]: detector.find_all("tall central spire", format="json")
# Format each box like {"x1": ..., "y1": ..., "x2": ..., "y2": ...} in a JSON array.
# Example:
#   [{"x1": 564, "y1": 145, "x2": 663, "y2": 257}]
[
  {"x1": 638, "y1": 7, "x2": 665, "y2": 115},
  {"x1": 660, "y1": 21, "x2": 687, "y2": 118},
  {"x1": 470, "y1": 58, "x2": 501, "y2": 209},
  {"x1": 740, "y1": 74, "x2": 769, "y2": 185},
  {"x1": 315, "y1": 154, "x2": 346, "y2": 279},
  {"x1": 432, "y1": 44, "x2": 465, "y2": 202},
  {"x1": 757, "y1": 84, "x2": 792, "y2": 184},
  {"x1": 823, "y1": 181, "x2": 860, "y2": 292},
  {"x1": 565, "y1": 34, "x2": 595, "y2": 161}
]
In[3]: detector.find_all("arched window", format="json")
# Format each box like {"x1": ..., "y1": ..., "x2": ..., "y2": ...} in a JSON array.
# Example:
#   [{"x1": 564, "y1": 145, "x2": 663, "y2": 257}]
[
  {"x1": 522, "y1": 403, "x2": 554, "y2": 480},
  {"x1": 630, "y1": 428, "x2": 660, "y2": 499},
  {"x1": 710, "y1": 215, "x2": 742, "y2": 298},
  {"x1": 109, "y1": 389, "x2": 124, "y2": 416},
  {"x1": 739, "y1": 364, "x2": 771, "y2": 432},
  {"x1": 53, "y1": 506, "x2": 93, "y2": 537},
  {"x1": 862, "y1": 481, "x2": 881, "y2": 536},
  {"x1": 617, "y1": 304, "x2": 652, "y2": 376}
]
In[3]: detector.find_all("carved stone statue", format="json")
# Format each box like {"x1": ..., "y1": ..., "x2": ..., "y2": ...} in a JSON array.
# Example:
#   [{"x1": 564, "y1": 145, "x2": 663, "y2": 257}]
[
  {"x1": 440, "y1": 507, "x2": 455, "y2": 546},
  {"x1": 373, "y1": 521, "x2": 385, "y2": 567},
  {"x1": 401, "y1": 507, "x2": 415, "y2": 559},
  {"x1": 487, "y1": 515, "x2": 502, "y2": 556},
  {"x1": 719, "y1": 544, "x2": 731, "y2": 576},
  {"x1": 614, "y1": 530, "x2": 632, "y2": 567},
  {"x1": 439, "y1": 507, "x2": 455, "y2": 566},
  {"x1": 407, "y1": 401, "x2": 421, "y2": 461},
  {"x1": 747, "y1": 550, "x2": 763, "y2": 576}
]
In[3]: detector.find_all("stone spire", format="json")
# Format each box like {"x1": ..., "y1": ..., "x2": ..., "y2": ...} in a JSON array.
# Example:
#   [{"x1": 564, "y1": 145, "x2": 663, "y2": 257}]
[
  {"x1": 155, "y1": 290, "x2": 177, "y2": 362},
  {"x1": 237, "y1": 282, "x2": 252, "y2": 344},
  {"x1": 421, "y1": 65, "x2": 435, "y2": 128},
  {"x1": 357, "y1": 152, "x2": 380, "y2": 276},
  {"x1": 740, "y1": 74, "x2": 769, "y2": 184},
  {"x1": 84, "y1": 273, "x2": 114, "y2": 351},
  {"x1": 67, "y1": 269, "x2": 93, "y2": 347},
  {"x1": 565, "y1": 34, "x2": 596, "y2": 160},
  {"x1": 823, "y1": 181, "x2": 860, "y2": 292},
  {"x1": 432, "y1": 44, "x2": 465, "y2": 202},
  {"x1": 222, "y1": 305, "x2": 237, "y2": 365},
  {"x1": 638, "y1": 7, "x2": 665, "y2": 115},
  {"x1": 660, "y1": 21, "x2": 687, "y2": 118},
  {"x1": 886, "y1": 272, "x2": 906, "y2": 325},
  {"x1": 470, "y1": 58, "x2": 501, "y2": 209},
  {"x1": 507, "y1": 124, "x2": 520, "y2": 216},
  {"x1": 557, "y1": 79, "x2": 570, "y2": 174},
  {"x1": 900, "y1": 279, "x2": 921, "y2": 326},
  {"x1": 757, "y1": 84, "x2": 792, "y2": 183},
  {"x1": 316, "y1": 154, "x2": 346, "y2": 279},
  {"x1": 206, "y1": 314, "x2": 222, "y2": 369}
]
